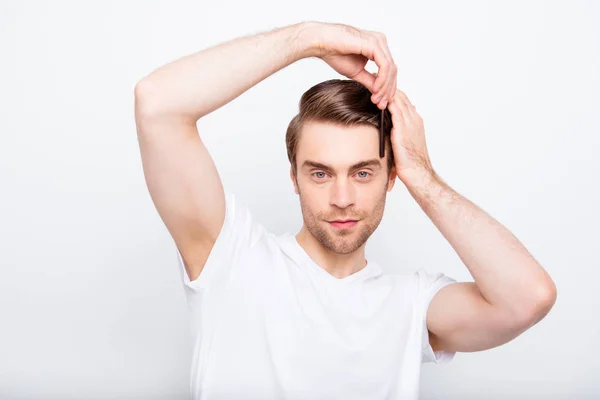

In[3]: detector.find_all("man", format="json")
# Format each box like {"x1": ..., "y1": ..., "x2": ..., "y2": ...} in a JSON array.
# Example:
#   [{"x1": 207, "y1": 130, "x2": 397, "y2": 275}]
[{"x1": 134, "y1": 21, "x2": 557, "y2": 400}]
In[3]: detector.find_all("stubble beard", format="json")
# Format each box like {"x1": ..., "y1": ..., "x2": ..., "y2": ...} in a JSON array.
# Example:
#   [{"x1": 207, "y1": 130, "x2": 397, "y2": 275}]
[{"x1": 297, "y1": 186, "x2": 388, "y2": 255}]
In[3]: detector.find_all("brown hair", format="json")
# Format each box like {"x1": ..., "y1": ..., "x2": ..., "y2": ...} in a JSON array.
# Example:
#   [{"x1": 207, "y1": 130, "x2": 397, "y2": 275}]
[{"x1": 286, "y1": 79, "x2": 394, "y2": 178}]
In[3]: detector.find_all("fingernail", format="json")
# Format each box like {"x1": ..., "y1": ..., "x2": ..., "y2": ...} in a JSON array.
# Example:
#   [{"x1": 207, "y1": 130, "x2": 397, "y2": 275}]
[{"x1": 381, "y1": 100, "x2": 388, "y2": 108}]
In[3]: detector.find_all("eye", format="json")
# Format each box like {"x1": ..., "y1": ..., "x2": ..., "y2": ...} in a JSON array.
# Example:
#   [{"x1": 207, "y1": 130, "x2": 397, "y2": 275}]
[
  {"x1": 313, "y1": 171, "x2": 328, "y2": 179},
  {"x1": 357, "y1": 171, "x2": 371, "y2": 179}
]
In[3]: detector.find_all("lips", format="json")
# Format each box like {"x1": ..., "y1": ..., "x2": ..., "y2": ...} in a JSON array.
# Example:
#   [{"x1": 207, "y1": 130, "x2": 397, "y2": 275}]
[{"x1": 329, "y1": 220, "x2": 358, "y2": 229}]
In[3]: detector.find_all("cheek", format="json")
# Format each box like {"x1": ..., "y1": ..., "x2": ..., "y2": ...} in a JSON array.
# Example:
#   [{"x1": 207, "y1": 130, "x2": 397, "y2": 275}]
[{"x1": 300, "y1": 196, "x2": 327, "y2": 220}]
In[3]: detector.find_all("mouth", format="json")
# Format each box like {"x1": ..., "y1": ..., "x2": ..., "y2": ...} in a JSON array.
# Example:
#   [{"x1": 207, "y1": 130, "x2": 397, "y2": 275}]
[{"x1": 328, "y1": 220, "x2": 359, "y2": 229}]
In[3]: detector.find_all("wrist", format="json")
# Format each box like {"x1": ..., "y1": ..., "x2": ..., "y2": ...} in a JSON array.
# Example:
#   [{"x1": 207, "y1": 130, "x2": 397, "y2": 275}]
[
  {"x1": 398, "y1": 167, "x2": 437, "y2": 188},
  {"x1": 400, "y1": 169, "x2": 449, "y2": 209},
  {"x1": 288, "y1": 21, "x2": 322, "y2": 59}
]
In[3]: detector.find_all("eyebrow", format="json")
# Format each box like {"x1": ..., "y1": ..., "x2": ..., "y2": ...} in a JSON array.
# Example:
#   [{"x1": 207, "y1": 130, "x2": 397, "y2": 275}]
[{"x1": 301, "y1": 159, "x2": 383, "y2": 172}]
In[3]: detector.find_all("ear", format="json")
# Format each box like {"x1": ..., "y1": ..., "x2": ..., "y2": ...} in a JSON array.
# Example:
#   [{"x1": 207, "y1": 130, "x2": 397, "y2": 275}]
[
  {"x1": 387, "y1": 165, "x2": 397, "y2": 192},
  {"x1": 290, "y1": 167, "x2": 299, "y2": 195}
]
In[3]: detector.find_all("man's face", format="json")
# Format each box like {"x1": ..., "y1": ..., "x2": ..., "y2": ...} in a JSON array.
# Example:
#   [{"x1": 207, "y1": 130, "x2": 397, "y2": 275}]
[{"x1": 291, "y1": 121, "x2": 396, "y2": 255}]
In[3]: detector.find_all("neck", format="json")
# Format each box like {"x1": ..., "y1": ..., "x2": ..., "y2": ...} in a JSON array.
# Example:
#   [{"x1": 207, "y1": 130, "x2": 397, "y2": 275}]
[{"x1": 295, "y1": 226, "x2": 368, "y2": 279}]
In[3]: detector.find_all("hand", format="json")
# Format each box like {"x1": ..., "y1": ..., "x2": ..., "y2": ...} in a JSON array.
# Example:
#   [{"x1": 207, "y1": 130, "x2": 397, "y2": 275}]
[
  {"x1": 387, "y1": 88, "x2": 436, "y2": 183},
  {"x1": 306, "y1": 22, "x2": 397, "y2": 110}
]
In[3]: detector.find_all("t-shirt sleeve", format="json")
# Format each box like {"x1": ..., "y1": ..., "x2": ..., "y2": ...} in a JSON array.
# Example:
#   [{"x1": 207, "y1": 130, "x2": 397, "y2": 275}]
[
  {"x1": 175, "y1": 190, "x2": 268, "y2": 295},
  {"x1": 416, "y1": 267, "x2": 458, "y2": 365}
]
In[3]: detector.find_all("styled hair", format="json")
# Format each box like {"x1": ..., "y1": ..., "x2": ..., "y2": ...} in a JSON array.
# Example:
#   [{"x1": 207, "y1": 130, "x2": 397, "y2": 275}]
[{"x1": 286, "y1": 79, "x2": 394, "y2": 178}]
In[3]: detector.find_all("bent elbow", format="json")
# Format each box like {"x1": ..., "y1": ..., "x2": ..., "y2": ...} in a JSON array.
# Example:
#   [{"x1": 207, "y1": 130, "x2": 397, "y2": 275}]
[
  {"x1": 134, "y1": 79, "x2": 162, "y2": 120},
  {"x1": 520, "y1": 282, "x2": 558, "y2": 327}
]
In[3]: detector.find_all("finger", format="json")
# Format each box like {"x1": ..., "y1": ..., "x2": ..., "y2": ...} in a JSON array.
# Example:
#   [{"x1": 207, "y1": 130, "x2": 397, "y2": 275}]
[
  {"x1": 355, "y1": 70, "x2": 387, "y2": 110},
  {"x1": 396, "y1": 89, "x2": 419, "y2": 120},
  {"x1": 377, "y1": 84, "x2": 389, "y2": 109},
  {"x1": 362, "y1": 38, "x2": 390, "y2": 99},
  {"x1": 388, "y1": 92, "x2": 403, "y2": 118},
  {"x1": 387, "y1": 97, "x2": 406, "y2": 134},
  {"x1": 370, "y1": 72, "x2": 388, "y2": 110},
  {"x1": 386, "y1": 76, "x2": 397, "y2": 109},
  {"x1": 394, "y1": 88, "x2": 408, "y2": 107},
  {"x1": 391, "y1": 89, "x2": 410, "y2": 123},
  {"x1": 395, "y1": 89, "x2": 414, "y2": 119},
  {"x1": 374, "y1": 35, "x2": 396, "y2": 106},
  {"x1": 381, "y1": 47, "x2": 397, "y2": 107},
  {"x1": 378, "y1": 64, "x2": 396, "y2": 109},
  {"x1": 351, "y1": 69, "x2": 377, "y2": 92},
  {"x1": 398, "y1": 90, "x2": 412, "y2": 107}
]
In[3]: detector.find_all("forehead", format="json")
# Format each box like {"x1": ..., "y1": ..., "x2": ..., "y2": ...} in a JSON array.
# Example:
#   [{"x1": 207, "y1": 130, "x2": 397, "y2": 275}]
[{"x1": 297, "y1": 121, "x2": 380, "y2": 168}]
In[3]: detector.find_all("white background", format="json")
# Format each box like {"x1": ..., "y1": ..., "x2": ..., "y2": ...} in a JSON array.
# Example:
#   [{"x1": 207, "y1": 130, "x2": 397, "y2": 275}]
[{"x1": 1, "y1": 0, "x2": 598, "y2": 399}]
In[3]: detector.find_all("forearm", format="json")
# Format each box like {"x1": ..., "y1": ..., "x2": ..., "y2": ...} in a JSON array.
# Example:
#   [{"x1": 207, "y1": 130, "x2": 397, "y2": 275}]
[
  {"x1": 135, "y1": 21, "x2": 316, "y2": 122},
  {"x1": 403, "y1": 170, "x2": 557, "y2": 320}
]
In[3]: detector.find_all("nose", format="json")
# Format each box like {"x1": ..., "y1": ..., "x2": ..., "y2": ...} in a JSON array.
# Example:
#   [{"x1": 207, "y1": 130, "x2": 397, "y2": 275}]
[{"x1": 330, "y1": 177, "x2": 355, "y2": 209}]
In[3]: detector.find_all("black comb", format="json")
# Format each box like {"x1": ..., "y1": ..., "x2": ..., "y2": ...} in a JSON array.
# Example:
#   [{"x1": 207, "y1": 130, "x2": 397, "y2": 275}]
[{"x1": 379, "y1": 109, "x2": 385, "y2": 158}]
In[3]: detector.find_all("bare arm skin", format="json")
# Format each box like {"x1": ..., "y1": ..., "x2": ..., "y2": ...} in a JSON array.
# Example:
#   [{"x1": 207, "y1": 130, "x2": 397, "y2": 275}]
[
  {"x1": 387, "y1": 89, "x2": 557, "y2": 353},
  {"x1": 133, "y1": 22, "x2": 397, "y2": 282}
]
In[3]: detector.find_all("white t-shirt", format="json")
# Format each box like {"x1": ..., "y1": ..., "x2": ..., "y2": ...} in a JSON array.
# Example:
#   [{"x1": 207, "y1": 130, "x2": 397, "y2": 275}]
[{"x1": 176, "y1": 191, "x2": 457, "y2": 400}]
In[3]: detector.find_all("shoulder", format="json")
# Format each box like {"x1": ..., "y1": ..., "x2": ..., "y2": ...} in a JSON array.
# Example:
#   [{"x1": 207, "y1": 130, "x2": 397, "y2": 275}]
[{"x1": 371, "y1": 267, "x2": 456, "y2": 302}]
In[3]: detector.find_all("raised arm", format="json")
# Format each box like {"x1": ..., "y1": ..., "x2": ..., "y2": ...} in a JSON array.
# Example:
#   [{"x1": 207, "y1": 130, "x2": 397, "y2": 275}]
[
  {"x1": 133, "y1": 22, "x2": 318, "y2": 282},
  {"x1": 133, "y1": 21, "x2": 397, "y2": 282}
]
